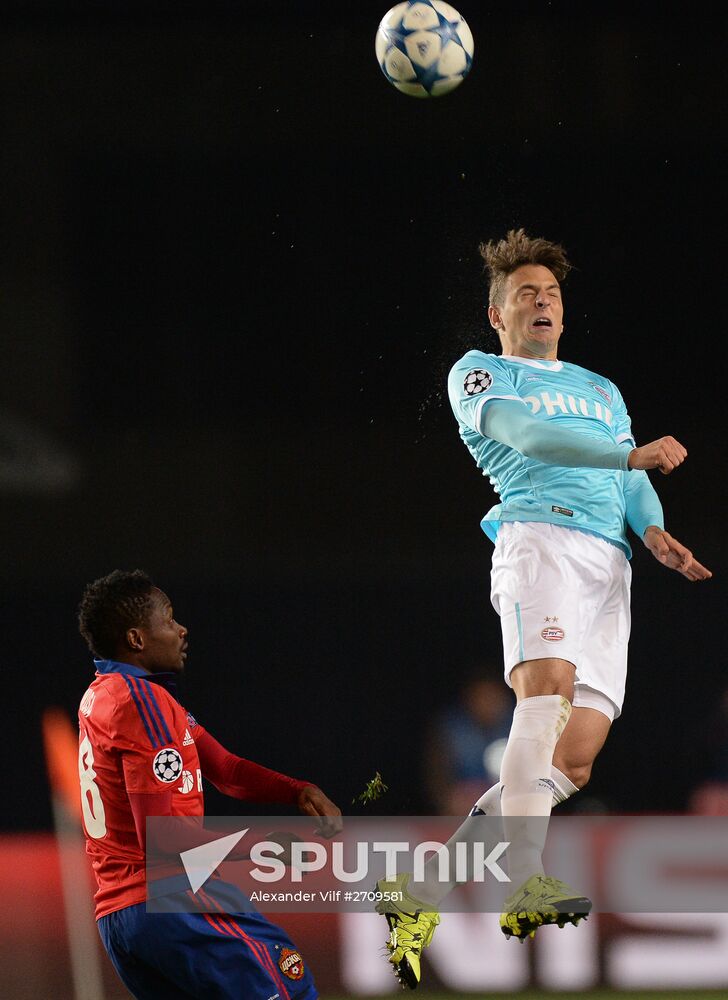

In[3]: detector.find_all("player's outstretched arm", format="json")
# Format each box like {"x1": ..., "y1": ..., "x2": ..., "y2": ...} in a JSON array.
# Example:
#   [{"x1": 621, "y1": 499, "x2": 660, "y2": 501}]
[
  {"x1": 628, "y1": 436, "x2": 687, "y2": 475},
  {"x1": 643, "y1": 526, "x2": 712, "y2": 581},
  {"x1": 196, "y1": 730, "x2": 342, "y2": 834},
  {"x1": 481, "y1": 399, "x2": 634, "y2": 470},
  {"x1": 197, "y1": 729, "x2": 312, "y2": 802}
]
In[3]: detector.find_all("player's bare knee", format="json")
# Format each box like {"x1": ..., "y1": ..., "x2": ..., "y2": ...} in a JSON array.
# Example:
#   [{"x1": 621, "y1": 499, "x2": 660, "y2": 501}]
[
  {"x1": 555, "y1": 760, "x2": 592, "y2": 789},
  {"x1": 510, "y1": 658, "x2": 575, "y2": 702}
]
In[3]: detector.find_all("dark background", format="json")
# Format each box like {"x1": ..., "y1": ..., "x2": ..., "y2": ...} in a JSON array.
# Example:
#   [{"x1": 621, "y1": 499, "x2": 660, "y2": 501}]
[{"x1": 3, "y1": 1, "x2": 725, "y2": 830}]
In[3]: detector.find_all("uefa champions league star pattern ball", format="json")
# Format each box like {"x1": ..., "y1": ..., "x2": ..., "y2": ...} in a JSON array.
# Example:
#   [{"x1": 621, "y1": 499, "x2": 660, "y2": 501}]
[{"x1": 376, "y1": 1, "x2": 474, "y2": 97}]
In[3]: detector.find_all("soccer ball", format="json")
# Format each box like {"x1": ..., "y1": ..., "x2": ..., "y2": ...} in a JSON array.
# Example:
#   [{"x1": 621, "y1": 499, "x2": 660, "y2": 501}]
[{"x1": 376, "y1": 1, "x2": 474, "y2": 98}]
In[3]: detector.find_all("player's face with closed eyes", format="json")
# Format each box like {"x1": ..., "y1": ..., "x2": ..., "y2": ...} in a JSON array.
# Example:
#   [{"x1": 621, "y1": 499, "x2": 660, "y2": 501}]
[
  {"x1": 489, "y1": 264, "x2": 564, "y2": 360},
  {"x1": 137, "y1": 589, "x2": 188, "y2": 673}
]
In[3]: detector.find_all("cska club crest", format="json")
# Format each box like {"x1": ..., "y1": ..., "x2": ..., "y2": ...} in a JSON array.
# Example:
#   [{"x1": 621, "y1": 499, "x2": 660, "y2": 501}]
[{"x1": 278, "y1": 947, "x2": 305, "y2": 980}]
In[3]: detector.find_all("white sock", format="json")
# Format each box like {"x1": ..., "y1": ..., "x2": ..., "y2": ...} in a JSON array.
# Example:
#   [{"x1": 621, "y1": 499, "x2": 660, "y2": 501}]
[
  {"x1": 417, "y1": 770, "x2": 578, "y2": 907},
  {"x1": 549, "y1": 764, "x2": 580, "y2": 805},
  {"x1": 416, "y1": 810, "x2": 504, "y2": 908},
  {"x1": 499, "y1": 695, "x2": 572, "y2": 888},
  {"x1": 471, "y1": 763, "x2": 579, "y2": 816}
]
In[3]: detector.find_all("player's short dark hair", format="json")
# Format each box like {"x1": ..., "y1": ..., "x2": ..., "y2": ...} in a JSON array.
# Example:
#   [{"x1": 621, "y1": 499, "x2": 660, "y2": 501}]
[
  {"x1": 479, "y1": 228, "x2": 572, "y2": 307},
  {"x1": 78, "y1": 569, "x2": 156, "y2": 659}
]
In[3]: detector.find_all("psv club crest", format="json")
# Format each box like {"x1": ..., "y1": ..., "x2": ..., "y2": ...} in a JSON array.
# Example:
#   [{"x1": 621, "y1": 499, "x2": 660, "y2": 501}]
[
  {"x1": 589, "y1": 381, "x2": 612, "y2": 404},
  {"x1": 278, "y1": 948, "x2": 305, "y2": 980},
  {"x1": 541, "y1": 625, "x2": 565, "y2": 642}
]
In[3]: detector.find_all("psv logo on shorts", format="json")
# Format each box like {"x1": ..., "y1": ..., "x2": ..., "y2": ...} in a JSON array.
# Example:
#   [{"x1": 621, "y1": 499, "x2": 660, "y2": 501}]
[
  {"x1": 463, "y1": 369, "x2": 493, "y2": 395},
  {"x1": 541, "y1": 626, "x2": 565, "y2": 642},
  {"x1": 278, "y1": 948, "x2": 305, "y2": 980}
]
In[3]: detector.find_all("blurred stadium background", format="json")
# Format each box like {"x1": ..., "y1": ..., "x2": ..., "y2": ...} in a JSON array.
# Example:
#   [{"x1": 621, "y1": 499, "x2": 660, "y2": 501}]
[{"x1": 2, "y1": 1, "x2": 725, "y2": 996}]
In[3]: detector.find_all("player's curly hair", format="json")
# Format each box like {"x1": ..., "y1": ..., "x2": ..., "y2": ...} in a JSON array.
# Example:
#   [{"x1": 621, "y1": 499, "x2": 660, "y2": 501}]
[
  {"x1": 480, "y1": 228, "x2": 572, "y2": 307},
  {"x1": 78, "y1": 569, "x2": 156, "y2": 659}
]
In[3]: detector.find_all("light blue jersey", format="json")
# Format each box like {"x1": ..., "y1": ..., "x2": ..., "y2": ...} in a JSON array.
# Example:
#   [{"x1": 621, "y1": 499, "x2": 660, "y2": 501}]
[{"x1": 448, "y1": 351, "x2": 651, "y2": 557}]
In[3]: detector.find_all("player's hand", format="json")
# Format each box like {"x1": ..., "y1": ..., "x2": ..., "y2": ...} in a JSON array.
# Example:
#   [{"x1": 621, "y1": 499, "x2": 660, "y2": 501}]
[
  {"x1": 628, "y1": 437, "x2": 687, "y2": 475},
  {"x1": 643, "y1": 526, "x2": 713, "y2": 581},
  {"x1": 297, "y1": 785, "x2": 343, "y2": 838}
]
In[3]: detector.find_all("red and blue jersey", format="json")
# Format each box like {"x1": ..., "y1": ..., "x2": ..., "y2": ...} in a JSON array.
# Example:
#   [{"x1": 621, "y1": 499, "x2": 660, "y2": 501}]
[
  {"x1": 78, "y1": 659, "x2": 312, "y2": 920},
  {"x1": 78, "y1": 660, "x2": 207, "y2": 918}
]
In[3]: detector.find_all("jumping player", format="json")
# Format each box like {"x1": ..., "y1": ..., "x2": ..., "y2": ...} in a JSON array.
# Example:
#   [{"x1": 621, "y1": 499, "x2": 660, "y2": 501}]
[
  {"x1": 376, "y1": 229, "x2": 711, "y2": 988},
  {"x1": 77, "y1": 568, "x2": 341, "y2": 1000}
]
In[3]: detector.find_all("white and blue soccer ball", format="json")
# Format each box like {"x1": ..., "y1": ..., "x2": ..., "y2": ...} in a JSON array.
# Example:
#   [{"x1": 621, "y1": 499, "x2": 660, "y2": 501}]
[{"x1": 376, "y1": 1, "x2": 474, "y2": 98}]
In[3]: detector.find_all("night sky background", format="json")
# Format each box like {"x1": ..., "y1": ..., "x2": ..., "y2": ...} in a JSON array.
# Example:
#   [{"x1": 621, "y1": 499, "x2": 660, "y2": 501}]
[{"x1": 2, "y1": 1, "x2": 725, "y2": 830}]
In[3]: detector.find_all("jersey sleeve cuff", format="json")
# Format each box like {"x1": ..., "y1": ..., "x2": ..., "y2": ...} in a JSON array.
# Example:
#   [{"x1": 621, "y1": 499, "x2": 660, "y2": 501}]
[{"x1": 617, "y1": 442, "x2": 634, "y2": 471}]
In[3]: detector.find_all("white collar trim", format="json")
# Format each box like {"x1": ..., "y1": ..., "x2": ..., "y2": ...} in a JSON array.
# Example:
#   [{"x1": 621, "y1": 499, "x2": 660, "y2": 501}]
[{"x1": 500, "y1": 355, "x2": 564, "y2": 372}]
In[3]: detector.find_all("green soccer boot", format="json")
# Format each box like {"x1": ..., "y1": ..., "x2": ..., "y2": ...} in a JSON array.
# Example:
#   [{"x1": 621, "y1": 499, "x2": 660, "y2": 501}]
[
  {"x1": 500, "y1": 873, "x2": 592, "y2": 941},
  {"x1": 375, "y1": 872, "x2": 440, "y2": 989}
]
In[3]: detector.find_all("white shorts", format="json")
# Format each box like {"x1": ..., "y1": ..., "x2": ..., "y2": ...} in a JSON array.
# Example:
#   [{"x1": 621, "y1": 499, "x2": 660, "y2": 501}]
[{"x1": 490, "y1": 521, "x2": 632, "y2": 721}]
